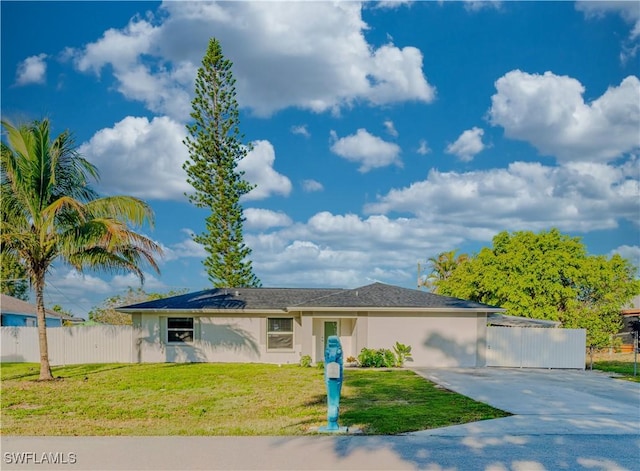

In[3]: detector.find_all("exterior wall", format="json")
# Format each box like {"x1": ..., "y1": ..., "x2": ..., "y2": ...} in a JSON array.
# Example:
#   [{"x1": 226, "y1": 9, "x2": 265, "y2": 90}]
[
  {"x1": 364, "y1": 312, "x2": 485, "y2": 367},
  {"x1": 310, "y1": 316, "x2": 355, "y2": 363},
  {"x1": 133, "y1": 314, "x2": 303, "y2": 364}
]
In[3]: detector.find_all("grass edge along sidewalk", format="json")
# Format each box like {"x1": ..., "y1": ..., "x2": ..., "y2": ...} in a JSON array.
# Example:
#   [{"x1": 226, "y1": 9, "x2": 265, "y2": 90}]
[{"x1": 1, "y1": 362, "x2": 509, "y2": 436}]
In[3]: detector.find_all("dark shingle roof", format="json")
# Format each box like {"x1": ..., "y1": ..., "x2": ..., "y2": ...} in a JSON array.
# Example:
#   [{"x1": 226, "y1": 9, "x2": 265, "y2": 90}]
[
  {"x1": 118, "y1": 283, "x2": 502, "y2": 312},
  {"x1": 294, "y1": 283, "x2": 501, "y2": 310},
  {"x1": 119, "y1": 287, "x2": 345, "y2": 311}
]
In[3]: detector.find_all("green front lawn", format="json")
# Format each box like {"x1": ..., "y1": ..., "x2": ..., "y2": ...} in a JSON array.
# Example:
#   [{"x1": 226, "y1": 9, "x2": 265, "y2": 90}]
[
  {"x1": 1, "y1": 363, "x2": 508, "y2": 435},
  {"x1": 592, "y1": 360, "x2": 640, "y2": 382}
]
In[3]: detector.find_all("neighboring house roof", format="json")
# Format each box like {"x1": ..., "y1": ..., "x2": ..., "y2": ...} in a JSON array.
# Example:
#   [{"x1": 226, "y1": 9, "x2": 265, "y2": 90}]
[
  {"x1": 488, "y1": 313, "x2": 561, "y2": 328},
  {"x1": 0, "y1": 293, "x2": 69, "y2": 320},
  {"x1": 622, "y1": 295, "x2": 640, "y2": 316},
  {"x1": 118, "y1": 282, "x2": 505, "y2": 313}
]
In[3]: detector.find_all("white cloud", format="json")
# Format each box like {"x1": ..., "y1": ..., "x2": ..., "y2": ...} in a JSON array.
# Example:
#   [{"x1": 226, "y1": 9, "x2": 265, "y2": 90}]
[
  {"x1": 291, "y1": 125, "x2": 310, "y2": 138},
  {"x1": 464, "y1": 1, "x2": 502, "y2": 12},
  {"x1": 302, "y1": 179, "x2": 324, "y2": 192},
  {"x1": 384, "y1": 120, "x2": 399, "y2": 137},
  {"x1": 489, "y1": 71, "x2": 640, "y2": 163},
  {"x1": 244, "y1": 208, "x2": 293, "y2": 230},
  {"x1": 365, "y1": 160, "x2": 639, "y2": 233},
  {"x1": 417, "y1": 139, "x2": 431, "y2": 155},
  {"x1": 161, "y1": 229, "x2": 206, "y2": 262},
  {"x1": 372, "y1": 0, "x2": 413, "y2": 10},
  {"x1": 610, "y1": 245, "x2": 640, "y2": 271},
  {"x1": 69, "y1": 2, "x2": 435, "y2": 118},
  {"x1": 576, "y1": 1, "x2": 640, "y2": 62},
  {"x1": 43, "y1": 268, "x2": 166, "y2": 317},
  {"x1": 238, "y1": 140, "x2": 292, "y2": 201},
  {"x1": 330, "y1": 128, "x2": 402, "y2": 172},
  {"x1": 79, "y1": 116, "x2": 190, "y2": 200},
  {"x1": 246, "y1": 212, "x2": 463, "y2": 288},
  {"x1": 15, "y1": 54, "x2": 48, "y2": 85},
  {"x1": 445, "y1": 127, "x2": 485, "y2": 162}
]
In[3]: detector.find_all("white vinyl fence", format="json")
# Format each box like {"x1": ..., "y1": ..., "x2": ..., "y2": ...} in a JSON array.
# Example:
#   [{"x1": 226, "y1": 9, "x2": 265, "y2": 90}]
[
  {"x1": 1, "y1": 326, "x2": 137, "y2": 365},
  {"x1": 486, "y1": 326, "x2": 586, "y2": 369},
  {"x1": 3, "y1": 325, "x2": 587, "y2": 369}
]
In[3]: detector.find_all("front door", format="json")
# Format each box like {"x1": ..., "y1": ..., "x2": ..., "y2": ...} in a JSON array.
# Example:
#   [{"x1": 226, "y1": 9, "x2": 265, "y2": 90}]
[{"x1": 324, "y1": 321, "x2": 338, "y2": 351}]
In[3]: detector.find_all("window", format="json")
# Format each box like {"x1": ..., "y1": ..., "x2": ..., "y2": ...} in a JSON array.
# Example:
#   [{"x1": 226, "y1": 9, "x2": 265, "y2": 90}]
[
  {"x1": 267, "y1": 318, "x2": 293, "y2": 350},
  {"x1": 167, "y1": 317, "x2": 194, "y2": 343}
]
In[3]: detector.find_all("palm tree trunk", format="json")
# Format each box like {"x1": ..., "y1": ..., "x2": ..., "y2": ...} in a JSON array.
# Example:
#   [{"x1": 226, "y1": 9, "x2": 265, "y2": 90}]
[{"x1": 34, "y1": 277, "x2": 54, "y2": 380}]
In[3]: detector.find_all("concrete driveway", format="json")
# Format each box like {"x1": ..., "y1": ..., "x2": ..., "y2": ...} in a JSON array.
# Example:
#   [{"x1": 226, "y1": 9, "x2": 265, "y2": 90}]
[{"x1": 411, "y1": 367, "x2": 640, "y2": 436}]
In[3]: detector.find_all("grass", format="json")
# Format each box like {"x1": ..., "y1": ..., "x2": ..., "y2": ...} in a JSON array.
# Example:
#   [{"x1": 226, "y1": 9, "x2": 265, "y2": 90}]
[
  {"x1": 589, "y1": 351, "x2": 640, "y2": 383},
  {"x1": 0, "y1": 363, "x2": 508, "y2": 436}
]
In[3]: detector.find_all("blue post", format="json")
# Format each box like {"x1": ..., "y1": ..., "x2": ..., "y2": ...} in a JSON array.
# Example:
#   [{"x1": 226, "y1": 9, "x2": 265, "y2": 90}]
[{"x1": 318, "y1": 335, "x2": 346, "y2": 433}]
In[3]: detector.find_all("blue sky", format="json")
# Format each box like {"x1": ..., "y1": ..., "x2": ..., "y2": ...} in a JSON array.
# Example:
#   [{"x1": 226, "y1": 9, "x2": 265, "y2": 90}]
[{"x1": 2, "y1": 1, "x2": 639, "y2": 318}]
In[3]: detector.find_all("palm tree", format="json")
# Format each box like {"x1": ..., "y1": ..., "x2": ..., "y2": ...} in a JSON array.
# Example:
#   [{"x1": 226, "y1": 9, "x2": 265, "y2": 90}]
[
  {"x1": 1, "y1": 119, "x2": 163, "y2": 380},
  {"x1": 423, "y1": 250, "x2": 469, "y2": 293}
]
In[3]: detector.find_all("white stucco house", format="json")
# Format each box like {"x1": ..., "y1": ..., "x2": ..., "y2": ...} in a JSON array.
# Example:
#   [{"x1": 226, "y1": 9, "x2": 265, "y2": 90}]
[{"x1": 117, "y1": 282, "x2": 510, "y2": 367}]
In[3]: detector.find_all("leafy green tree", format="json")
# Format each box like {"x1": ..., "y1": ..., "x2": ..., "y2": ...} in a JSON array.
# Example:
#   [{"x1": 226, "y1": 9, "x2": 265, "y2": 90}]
[
  {"x1": 51, "y1": 305, "x2": 74, "y2": 326},
  {"x1": 421, "y1": 250, "x2": 469, "y2": 293},
  {"x1": 88, "y1": 287, "x2": 188, "y2": 325},
  {"x1": 1, "y1": 118, "x2": 162, "y2": 380},
  {"x1": 439, "y1": 229, "x2": 640, "y2": 347},
  {"x1": 0, "y1": 250, "x2": 29, "y2": 300},
  {"x1": 183, "y1": 38, "x2": 260, "y2": 288}
]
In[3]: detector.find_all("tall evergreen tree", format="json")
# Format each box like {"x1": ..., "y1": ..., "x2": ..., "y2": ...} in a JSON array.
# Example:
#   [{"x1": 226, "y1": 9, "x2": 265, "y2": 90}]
[{"x1": 183, "y1": 38, "x2": 260, "y2": 288}]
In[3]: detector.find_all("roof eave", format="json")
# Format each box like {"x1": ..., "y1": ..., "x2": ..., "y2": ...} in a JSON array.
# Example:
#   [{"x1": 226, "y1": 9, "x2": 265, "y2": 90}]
[
  {"x1": 116, "y1": 308, "x2": 288, "y2": 315},
  {"x1": 291, "y1": 306, "x2": 505, "y2": 313}
]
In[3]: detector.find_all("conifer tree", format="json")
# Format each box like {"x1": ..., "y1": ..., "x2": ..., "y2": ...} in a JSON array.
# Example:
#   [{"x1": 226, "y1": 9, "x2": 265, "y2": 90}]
[{"x1": 183, "y1": 38, "x2": 260, "y2": 288}]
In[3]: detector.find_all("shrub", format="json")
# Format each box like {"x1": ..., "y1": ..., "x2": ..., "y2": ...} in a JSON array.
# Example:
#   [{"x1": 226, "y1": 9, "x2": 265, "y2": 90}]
[
  {"x1": 299, "y1": 355, "x2": 312, "y2": 367},
  {"x1": 316, "y1": 361, "x2": 324, "y2": 370},
  {"x1": 393, "y1": 342, "x2": 413, "y2": 367},
  {"x1": 358, "y1": 348, "x2": 396, "y2": 367}
]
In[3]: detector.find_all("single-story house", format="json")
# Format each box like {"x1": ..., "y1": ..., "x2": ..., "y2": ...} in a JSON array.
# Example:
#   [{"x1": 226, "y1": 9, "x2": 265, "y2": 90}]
[
  {"x1": 118, "y1": 282, "x2": 513, "y2": 367},
  {"x1": 0, "y1": 294, "x2": 72, "y2": 327},
  {"x1": 620, "y1": 295, "x2": 640, "y2": 352}
]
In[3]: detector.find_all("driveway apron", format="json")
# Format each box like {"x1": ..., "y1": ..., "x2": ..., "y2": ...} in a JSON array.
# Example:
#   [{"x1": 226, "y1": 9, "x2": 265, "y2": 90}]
[{"x1": 410, "y1": 367, "x2": 640, "y2": 436}]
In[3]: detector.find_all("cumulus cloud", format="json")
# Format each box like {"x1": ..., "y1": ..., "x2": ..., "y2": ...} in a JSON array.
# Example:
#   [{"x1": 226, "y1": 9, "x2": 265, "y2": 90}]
[
  {"x1": 68, "y1": 2, "x2": 435, "y2": 118},
  {"x1": 610, "y1": 245, "x2": 640, "y2": 271},
  {"x1": 384, "y1": 120, "x2": 399, "y2": 137},
  {"x1": 576, "y1": 1, "x2": 640, "y2": 62},
  {"x1": 330, "y1": 128, "x2": 402, "y2": 172},
  {"x1": 245, "y1": 211, "x2": 466, "y2": 288},
  {"x1": 365, "y1": 160, "x2": 639, "y2": 233},
  {"x1": 79, "y1": 116, "x2": 190, "y2": 200},
  {"x1": 463, "y1": 1, "x2": 502, "y2": 12},
  {"x1": 238, "y1": 140, "x2": 292, "y2": 201},
  {"x1": 489, "y1": 71, "x2": 640, "y2": 163},
  {"x1": 244, "y1": 208, "x2": 293, "y2": 230},
  {"x1": 291, "y1": 125, "x2": 310, "y2": 138},
  {"x1": 417, "y1": 139, "x2": 431, "y2": 155},
  {"x1": 15, "y1": 54, "x2": 48, "y2": 85},
  {"x1": 43, "y1": 268, "x2": 167, "y2": 317},
  {"x1": 445, "y1": 127, "x2": 485, "y2": 162},
  {"x1": 161, "y1": 229, "x2": 206, "y2": 262},
  {"x1": 302, "y1": 179, "x2": 324, "y2": 192}
]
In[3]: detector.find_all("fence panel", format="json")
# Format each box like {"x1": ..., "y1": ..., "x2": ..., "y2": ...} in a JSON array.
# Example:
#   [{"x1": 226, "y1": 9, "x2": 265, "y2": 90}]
[
  {"x1": 487, "y1": 326, "x2": 586, "y2": 369},
  {"x1": 1, "y1": 326, "x2": 136, "y2": 365}
]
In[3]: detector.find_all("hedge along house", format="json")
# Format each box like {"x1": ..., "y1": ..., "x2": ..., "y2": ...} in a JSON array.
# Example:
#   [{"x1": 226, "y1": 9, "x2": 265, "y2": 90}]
[{"x1": 117, "y1": 283, "x2": 509, "y2": 367}]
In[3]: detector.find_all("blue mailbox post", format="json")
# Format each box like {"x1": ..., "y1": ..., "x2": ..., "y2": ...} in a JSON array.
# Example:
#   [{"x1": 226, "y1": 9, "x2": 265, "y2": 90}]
[{"x1": 318, "y1": 335, "x2": 347, "y2": 433}]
